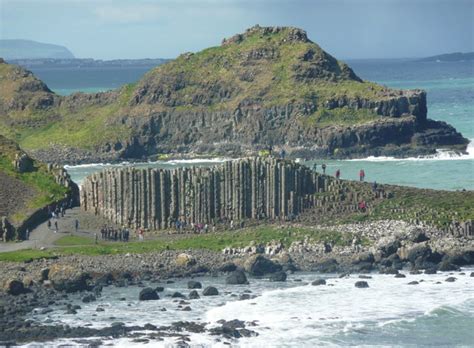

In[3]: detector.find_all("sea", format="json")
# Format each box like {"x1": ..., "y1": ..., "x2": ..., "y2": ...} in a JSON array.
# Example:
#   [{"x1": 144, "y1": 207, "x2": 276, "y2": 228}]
[
  {"x1": 26, "y1": 269, "x2": 474, "y2": 347},
  {"x1": 27, "y1": 58, "x2": 473, "y2": 191},
  {"x1": 21, "y1": 59, "x2": 474, "y2": 347}
]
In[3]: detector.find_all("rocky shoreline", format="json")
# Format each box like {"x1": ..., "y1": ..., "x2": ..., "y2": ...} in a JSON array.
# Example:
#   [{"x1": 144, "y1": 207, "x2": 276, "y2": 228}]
[{"x1": 1, "y1": 220, "x2": 473, "y2": 345}]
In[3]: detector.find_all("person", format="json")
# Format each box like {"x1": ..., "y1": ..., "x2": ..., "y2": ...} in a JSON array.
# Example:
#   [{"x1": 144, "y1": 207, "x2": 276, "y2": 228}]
[
  {"x1": 54, "y1": 220, "x2": 58, "y2": 233},
  {"x1": 312, "y1": 163, "x2": 317, "y2": 172},
  {"x1": 322, "y1": 164, "x2": 326, "y2": 174},
  {"x1": 94, "y1": 233, "x2": 98, "y2": 244},
  {"x1": 358, "y1": 200, "x2": 367, "y2": 212},
  {"x1": 25, "y1": 228, "x2": 30, "y2": 240},
  {"x1": 268, "y1": 145, "x2": 273, "y2": 157},
  {"x1": 47, "y1": 220, "x2": 51, "y2": 230},
  {"x1": 372, "y1": 181, "x2": 378, "y2": 192},
  {"x1": 279, "y1": 149, "x2": 286, "y2": 159},
  {"x1": 335, "y1": 169, "x2": 340, "y2": 179},
  {"x1": 230, "y1": 220, "x2": 234, "y2": 230},
  {"x1": 74, "y1": 219, "x2": 79, "y2": 232},
  {"x1": 359, "y1": 169, "x2": 365, "y2": 182}
]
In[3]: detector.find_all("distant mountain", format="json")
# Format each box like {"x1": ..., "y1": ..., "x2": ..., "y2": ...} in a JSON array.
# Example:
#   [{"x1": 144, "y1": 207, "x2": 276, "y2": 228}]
[
  {"x1": 417, "y1": 52, "x2": 474, "y2": 62},
  {"x1": 6, "y1": 58, "x2": 170, "y2": 69},
  {"x1": 0, "y1": 39, "x2": 75, "y2": 59}
]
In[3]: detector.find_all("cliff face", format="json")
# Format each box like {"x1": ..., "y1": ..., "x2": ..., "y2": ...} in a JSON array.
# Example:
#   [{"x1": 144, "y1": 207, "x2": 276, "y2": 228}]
[
  {"x1": 0, "y1": 134, "x2": 78, "y2": 241},
  {"x1": 0, "y1": 26, "x2": 469, "y2": 163}
]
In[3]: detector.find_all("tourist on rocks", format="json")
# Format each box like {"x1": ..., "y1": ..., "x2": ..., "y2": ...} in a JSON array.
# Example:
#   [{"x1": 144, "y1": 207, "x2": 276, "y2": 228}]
[
  {"x1": 359, "y1": 169, "x2": 365, "y2": 182},
  {"x1": 279, "y1": 149, "x2": 286, "y2": 159},
  {"x1": 372, "y1": 181, "x2": 378, "y2": 192},
  {"x1": 322, "y1": 163, "x2": 326, "y2": 174},
  {"x1": 335, "y1": 169, "x2": 341, "y2": 179},
  {"x1": 358, "y1": 200, "x2": 367, "y2": 212},
  {"x1": 313, "y1": 163, "x2": 317, "y2": 172}
]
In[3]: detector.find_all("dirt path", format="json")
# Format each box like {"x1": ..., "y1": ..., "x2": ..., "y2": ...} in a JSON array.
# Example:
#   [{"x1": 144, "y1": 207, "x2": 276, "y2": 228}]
[{"x1": 0, "y1": 207, "x2": 113, "y2": 253}]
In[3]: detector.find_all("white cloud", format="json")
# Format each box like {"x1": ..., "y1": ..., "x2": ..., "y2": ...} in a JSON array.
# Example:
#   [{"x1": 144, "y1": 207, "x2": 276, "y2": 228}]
[{"x1": 93, "y1": 3, "x2": 161, "y2": 23}]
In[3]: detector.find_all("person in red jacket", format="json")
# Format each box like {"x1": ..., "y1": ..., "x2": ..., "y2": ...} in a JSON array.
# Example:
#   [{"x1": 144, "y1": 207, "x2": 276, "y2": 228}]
[
  {"x1": 335, "y1": 169, "x2": 340, "y2": 179},
  {"x1": 359, "y1": 169, "x2": 365, "y2": 182}
]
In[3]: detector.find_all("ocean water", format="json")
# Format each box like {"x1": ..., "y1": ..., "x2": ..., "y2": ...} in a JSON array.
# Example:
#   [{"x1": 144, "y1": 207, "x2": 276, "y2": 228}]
[
  {"x1": 27, "y1": 269, "x2": 474, "y2": 347},
  {"x1": 28, "y1": 59, "x2": 474, "y2": 190}
]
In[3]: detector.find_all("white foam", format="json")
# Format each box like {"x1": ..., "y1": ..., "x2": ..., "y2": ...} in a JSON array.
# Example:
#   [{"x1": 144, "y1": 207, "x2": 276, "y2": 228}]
[{"x1": 346, "y1": 140, "x2": 474, "y2": 162}]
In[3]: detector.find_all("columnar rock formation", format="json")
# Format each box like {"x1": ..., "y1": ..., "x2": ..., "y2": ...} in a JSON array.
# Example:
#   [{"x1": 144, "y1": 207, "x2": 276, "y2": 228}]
[{"x1": 81, "y1": 157, "x2": 345, "y2": 229}]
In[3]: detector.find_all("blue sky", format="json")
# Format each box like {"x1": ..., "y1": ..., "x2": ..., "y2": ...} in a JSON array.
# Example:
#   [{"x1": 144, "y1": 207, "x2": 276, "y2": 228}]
[{"x1": 0, "y1": 0, "x2": 473, "y2": 59}]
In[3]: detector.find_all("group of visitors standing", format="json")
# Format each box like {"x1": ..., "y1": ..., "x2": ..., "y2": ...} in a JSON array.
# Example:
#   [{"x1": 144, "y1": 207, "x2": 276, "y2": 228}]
[
  {"x1": 100, "y1": 225, "x2": 131, "y2": 242},
  {"x1": 46, "y1": 200, "x2": 73, "y2": 234}
]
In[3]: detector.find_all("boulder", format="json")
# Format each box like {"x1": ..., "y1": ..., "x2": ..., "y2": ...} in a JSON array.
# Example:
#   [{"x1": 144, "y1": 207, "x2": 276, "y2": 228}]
[
  {"x1": 189, "y1": 290, "x2": 200, "y2": 299},
  {"x1": 202, "y1": 286, "x2": 219, "y2": 296},
  {"x1": 40, "y1": 268, "x2": 50, "y2": 281},
  {"x1": 352, "y1": 252, "x2": 375, "y2": 264},
  {"x1": 139, "y1": 287, "x2": 159, "y2": 301},
  {"x1": 437, "y1": 259, "x2": 460, "y2": 272},
  {"x1": 445, "y1": 277, "x2": 456, "y2": 282},
  {"x1": 269, "y1": 271, "x2": 287, "y2": 282},
  {"x1": 49, "y1": 265, "x2": 92, "y2": 293},
  {"x1": 4, "y1": 279, "x2": 28, "y2": 296},
  {"x1": 155, "y1": 286, "x2": 164, "y2": 292},
  {"x1": 311, "y1": 258, "x2": 339, "y2": 273},
  {"x1": 176, "y1": 253, "x2": 196, "y2": 267},
  {"x1": 171, "y1": 292, "x2": 186, "y2": 299},
  {"x1": 82, "y1": 294, "x2": 96, "y2": 303},
  {"x1": 187, "y1": 281, "x2": 202, "y2": 289},
  {"x1": 394, "y1": 273, "x2": 406, "y2": 278},
  {"x1": 471, "y1": 272, "x2": 474, "y2": 277},
  {"x1": 219, "y1": 263, "x2": 238, "y2": 272},
  {"x1": 311, "y1": 279, "x2": 326, "y2": 286},
  {"x1": 354, "y1": 281, "x2": 369, "y2": 288},
  {"x1": 408, "y1": 281, "x2": 419, "y2": 285},
  {"x1": 225, "y1": 270, "x2": 248, "y2": 285},
  {"x1": 244, "y1": 255, "x2": 282, "y2": 276},
  {"x1": 410, "y1": 230, "x2": 430, "y2": 243},
  {"x1": 380, "y1": 240, "x2": 401, "y2": 257}
]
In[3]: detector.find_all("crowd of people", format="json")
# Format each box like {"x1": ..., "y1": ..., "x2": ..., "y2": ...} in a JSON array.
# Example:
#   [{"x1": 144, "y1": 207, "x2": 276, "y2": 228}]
[
  {"x1": 100, "y1": 225, "x2": 131, "y2": 242},
  {"x1": 46, "y1": 199, "x2": 75, "y2": 234}
]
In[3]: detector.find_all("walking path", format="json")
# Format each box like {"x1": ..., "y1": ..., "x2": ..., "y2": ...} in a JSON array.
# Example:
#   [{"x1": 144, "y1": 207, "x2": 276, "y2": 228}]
[{"x1": 0, "y1": 208, "x2": 103, "y2": 253}]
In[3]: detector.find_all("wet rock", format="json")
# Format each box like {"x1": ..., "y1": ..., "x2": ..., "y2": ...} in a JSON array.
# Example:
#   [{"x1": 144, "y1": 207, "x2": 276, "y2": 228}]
[
  {"x1": 155, "y1": 286, "x2": 165, "y2": 292},
  {"x1": 219, "y1": 263, "x2": 238, "y2": 273},
  {"x1": 438, "y1": 259, "x2": 459, "y2": 272},
  {"x1": 40, "y1": 268, "x2": 50, "y2": 281},
  {"x1": 311, "y1": 279, "x2": 326, "y2": 286},
  {"x1": 225, "y1": 270, "x2": 248, "y2": 285},
  {"x1": 311, "y1": 258, "x2": 339, "y2": 273},
  {"x1": 139, "y1": 287, "x2": 159, "y2": 301},
  {"x1": 354, "y1": 281, "x2": 369, "y2": 288},
  {"x1": 49, "y1": 265, "x2": 92, "y2": 293},
  {"x1": 244, "y1": 255, "x2": 282, "y2": 276},
  {"x1": 187, "y1": 281, "x2": 202, "y2": 289},
  {"x1": 182, "y1": 306, "x2": 192, "y2": 311},
  {"x1": 424, "y1": 268, "x2": 437, "y2": 274},
  {"x1": 358, "y1": 275, "x2": 372, "y2": 279},
  {"x1": 269, "y1": 271, "x2": 287, "y2": 282},
  {"x1": 379, "y1": 268, "x2": 399, "y2": 275},
  {"x1": 445, "y1": 277, "x2": 456, "y2": 282},
  {"x1": 203, "y1": 286, "x2": 219, "y2": 296},
  {"x1": 471, "y1": 272, "x2": 474, "y2": 277},
  {"x1": 408, "y1": 281, "x2": 419, "y2": 285},
  {"x1": 172, "y1": 292, "x2": 186, "y2": 299},
  {"x1": 189, "y1": 290, "x2": 200, "y2": 299},
  {"x1": 4, "y1": 279, "x2": 28, "y2": 296},
  {"x1": 239, "y1": 294, "x2": 251, "y2": 300},
  {"x1": 96, "y1": 307, "x2": 105, "y2": 312},
  {"x1": 82, "y1": 294, "x2": 96, "y2": 303},
  {"x1": 394, "y1": 273, "x2": 406, "y2": 278}
]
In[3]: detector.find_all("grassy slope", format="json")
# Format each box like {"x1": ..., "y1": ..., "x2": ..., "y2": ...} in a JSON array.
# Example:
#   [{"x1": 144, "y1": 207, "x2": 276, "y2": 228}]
[
  {"x1": 0, "y1": 28, "x2": 398, "y2": 152},
  {"x1": 0, "y1": 225, "x2": 367, "y2": 262},
  {"x1": 0, "y1": 136, "x2": 68, "y2": 223}
]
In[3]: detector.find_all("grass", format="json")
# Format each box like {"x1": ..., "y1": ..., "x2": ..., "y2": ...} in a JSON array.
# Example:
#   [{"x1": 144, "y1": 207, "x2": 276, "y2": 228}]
[
  {"x1": 302, "y1": 106, "x2": 380, "y2": 127},
  {"x1": 0, "y1": 225, "x2": 368, "y2": 262}
]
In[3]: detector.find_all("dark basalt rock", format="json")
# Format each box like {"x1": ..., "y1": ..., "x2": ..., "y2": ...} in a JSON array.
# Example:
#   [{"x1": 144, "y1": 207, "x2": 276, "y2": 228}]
[
  {"x1": 5, "y1": 280, "x2": 29, "y2": 296},
  {"x1": 82, "y1": 294, "x2": 96, "y2": 303},
  {"x1": 354, "y1": 281, "x2": 369, "y2": 288},
  {"x1": 246, "y1": 255, "x2": 282, "y2": 276},
  {"x1": 408, "y1": 281, "x2": 419, "y2": 285},
  {"x1": 445, "y1": 277, "x2": 456, "y2": 282},
  {"x1": 139, "y1": 287, "x2": 159, "y2": 301},
  {"x1": 171, "y1": 292, "x2": 186, "y2": 299},
  {"x1": 226, "y1": 270, "x2": 249, "y2": 285},
  {"x1": 269, "y1": 271, "x2": 287, "y2": 282},
  {"x1": 202, "y1": 286, "x2": 219, "y2": 296},
  {"x1": 187, "y1": 281, "x2": 202, "y2": 289},
  {"x1": 311, "y1": 279, "x2": 326, "y2": 286},
  {"x1": 219, "y1": 263, "x2": 238, "y2": 273},
  {"x1": 188, "y1": 290, "x2": 200, "y2": 299}
]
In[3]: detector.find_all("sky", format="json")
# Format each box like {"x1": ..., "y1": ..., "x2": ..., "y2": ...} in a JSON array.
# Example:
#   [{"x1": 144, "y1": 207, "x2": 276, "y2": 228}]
[{"x1": 0, "y1": 0, "x2": 473, "y2": 60}]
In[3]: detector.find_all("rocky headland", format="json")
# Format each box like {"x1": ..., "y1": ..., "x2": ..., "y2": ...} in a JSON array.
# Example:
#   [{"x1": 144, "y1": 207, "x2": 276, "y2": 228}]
[{"x1": 0, "y1": 25, "x2": 469, "y2": 164}]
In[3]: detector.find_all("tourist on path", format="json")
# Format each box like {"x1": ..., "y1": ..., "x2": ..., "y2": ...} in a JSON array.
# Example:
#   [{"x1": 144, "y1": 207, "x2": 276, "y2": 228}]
[
  {"x1": 74, "y1": 219, "x2": 79, "y2": 232},
  {"x1": 47, "y1": 220, "x2": 51, "y2": 230},
  {"x1": 359, "y1": 169, "x2": 365, "y2": 182},
  {"x1": 335, "y1": 169, "x2": 340, "y2": 179},
  {"x1": 54, "y1": 221, "x2": 58, "y2": 233}
]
